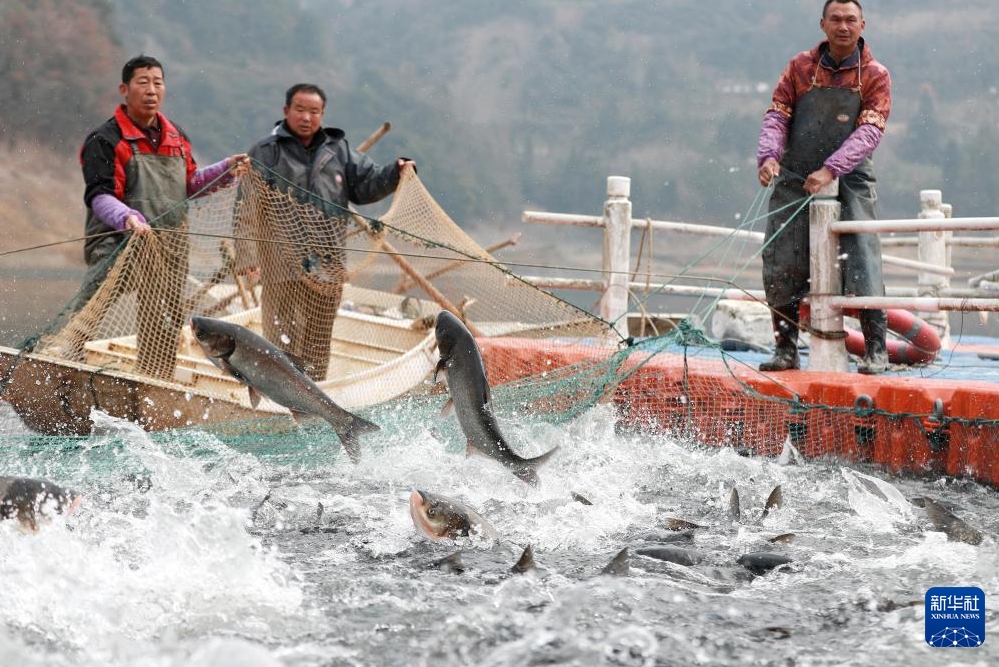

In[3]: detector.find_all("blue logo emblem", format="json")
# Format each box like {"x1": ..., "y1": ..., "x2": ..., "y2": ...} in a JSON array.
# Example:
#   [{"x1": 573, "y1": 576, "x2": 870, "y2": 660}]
[{"x1": 925, "y1": 587, "x2": 985, "y2": 648}]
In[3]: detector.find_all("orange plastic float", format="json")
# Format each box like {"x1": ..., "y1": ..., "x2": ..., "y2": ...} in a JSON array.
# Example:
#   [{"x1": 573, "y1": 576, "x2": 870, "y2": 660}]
[{"x1": 478, "y1": 333, "x2": 999, "y2": 488}]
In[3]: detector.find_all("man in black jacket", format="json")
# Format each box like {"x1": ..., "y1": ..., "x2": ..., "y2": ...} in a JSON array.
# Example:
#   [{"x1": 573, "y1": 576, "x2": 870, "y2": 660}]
[{"x1": 245, "y1": 83, "x2": 414, "y2": 381}]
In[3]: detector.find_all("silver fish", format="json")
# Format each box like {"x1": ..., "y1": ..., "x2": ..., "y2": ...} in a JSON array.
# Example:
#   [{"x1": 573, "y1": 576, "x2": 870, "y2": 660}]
[
  {"x1": 0, "y1": 476, "x2": 82, "y2": 533},
  {"x1": 433, "y1": 310, "x2": 557, "y2": 484},
  {"x1": 736, "y1": 551, "x2": 794, "y2": 575},
  {"x1": 918, "y1": 496, "x2": 984, "y2": 546},
  {"x1": 635, "y1": 545, "x2": 704, "y2": 567},
  {"x1": 408, "y1": 489, "x2": 498, "y2": 541},
  {"x1": 190, "y1": 316, "x2": 379, "y2": 463}
]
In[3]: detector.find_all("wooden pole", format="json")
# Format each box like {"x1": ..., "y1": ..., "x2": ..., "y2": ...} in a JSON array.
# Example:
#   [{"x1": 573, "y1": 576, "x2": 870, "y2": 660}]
[
  {"x1": 392, "y1": 233, "x2": 521, "y2": 293},
  {"x1": 353, "y1": 130, "x2": 483, "y2": 335},
  {"x1": 358, "y1": 122, "x2": 391, "y2": 153},
  {"x1": 182, "y1": 240, "x2": 238, "y2": 313}
]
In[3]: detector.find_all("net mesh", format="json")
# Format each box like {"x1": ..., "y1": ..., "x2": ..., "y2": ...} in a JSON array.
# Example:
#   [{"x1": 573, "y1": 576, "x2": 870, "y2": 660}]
[
  {"x1": 6, "y1": 161, "x2": 999, "y2": 486},
  {"x1": 28, "y1": 164, "x2": 612, "y2": 421}
]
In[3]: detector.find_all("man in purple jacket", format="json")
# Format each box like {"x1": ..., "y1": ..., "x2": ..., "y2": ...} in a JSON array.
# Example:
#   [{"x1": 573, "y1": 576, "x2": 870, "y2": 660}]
[{"x1": 756, "y1": 0, "x2": 890, "y2": 374}]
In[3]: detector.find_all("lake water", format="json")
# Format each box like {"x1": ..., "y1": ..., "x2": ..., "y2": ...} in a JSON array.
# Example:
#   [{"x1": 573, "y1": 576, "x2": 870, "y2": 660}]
[
  {"x1": 0, "y1": 395, "x2": 996, "y2": 666},
  {"x1": 0, "y1": 269, "x2": 85, "y2": 347}
]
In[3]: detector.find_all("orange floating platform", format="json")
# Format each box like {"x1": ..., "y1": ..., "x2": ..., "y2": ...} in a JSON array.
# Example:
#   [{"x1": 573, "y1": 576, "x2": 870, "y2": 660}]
[{"x1": 479, "y1": 337, "x2": 999, "y2": 488}]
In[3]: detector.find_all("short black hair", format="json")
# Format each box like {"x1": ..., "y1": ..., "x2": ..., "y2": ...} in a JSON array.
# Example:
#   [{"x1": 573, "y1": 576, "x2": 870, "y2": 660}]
[
  {"x1": 285, "y1": 83, "x2": 327, "y2": 108},
  {"x1": 122, "y1": 55, "x2": 164, "y2": 84},
  {"x1": 823, "y1": 0, "x2": 863, "y2": 17}
]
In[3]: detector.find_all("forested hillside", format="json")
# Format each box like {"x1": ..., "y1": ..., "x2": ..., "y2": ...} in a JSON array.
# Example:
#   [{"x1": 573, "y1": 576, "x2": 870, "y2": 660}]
[{"x1": 3, "y1": 0, "x2": 999, "y2": 266}]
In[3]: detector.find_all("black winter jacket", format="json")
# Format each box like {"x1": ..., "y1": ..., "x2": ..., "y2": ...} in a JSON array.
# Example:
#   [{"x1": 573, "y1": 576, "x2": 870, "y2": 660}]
[{"x1": 248, "y1": 122, "x2": 400, "y2": 219}]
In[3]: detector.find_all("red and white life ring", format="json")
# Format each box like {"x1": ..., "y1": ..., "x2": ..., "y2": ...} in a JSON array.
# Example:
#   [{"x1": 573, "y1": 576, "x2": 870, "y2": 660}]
[{"x1": 842, "y1": 308, "x2": 941, "y2": 365}]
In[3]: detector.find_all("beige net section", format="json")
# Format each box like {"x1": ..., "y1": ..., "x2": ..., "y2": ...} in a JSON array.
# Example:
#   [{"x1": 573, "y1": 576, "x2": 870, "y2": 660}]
[{"x1": 32, "y1": 165, "x2": 613, "y2": 418}]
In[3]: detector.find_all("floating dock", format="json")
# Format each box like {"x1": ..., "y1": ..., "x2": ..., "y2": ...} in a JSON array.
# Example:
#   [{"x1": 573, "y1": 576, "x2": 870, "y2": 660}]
[{"x1": 480, "y1": 336, "x2": 999, "y2": 488}]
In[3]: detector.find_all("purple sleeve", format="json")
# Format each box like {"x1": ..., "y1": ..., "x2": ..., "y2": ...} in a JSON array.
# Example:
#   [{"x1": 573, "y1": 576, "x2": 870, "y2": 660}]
[
  {"x1": 757, "y1": 110, "x2": 789, "y2": 168},
  {"x1": 91, "y1": 194, "x2": 146, "y2": 231},
  {"x1": 823, "y1": 124, "x2": 883, "y2": 178},
  {"x1": 187, "y1": 158, "x2": 234, "y2": 196}
]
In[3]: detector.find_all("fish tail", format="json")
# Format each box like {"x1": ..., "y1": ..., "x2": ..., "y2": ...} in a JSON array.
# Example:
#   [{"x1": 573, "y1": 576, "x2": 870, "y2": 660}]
[
  {"x1": 513, "y1": 446, "x2": 559, "y2": 485},
  {"x1": 333, "y1": 413, "x2": 381, "y2": 465}
]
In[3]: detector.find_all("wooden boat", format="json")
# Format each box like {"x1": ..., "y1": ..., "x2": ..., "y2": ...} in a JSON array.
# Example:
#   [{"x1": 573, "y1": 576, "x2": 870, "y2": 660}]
[
  {"x1": 0, "y1": 285, "x2": 439, "y2": 436},
  {"x1": 0, "y1": 164, "x2": 607, "y2": 438}
]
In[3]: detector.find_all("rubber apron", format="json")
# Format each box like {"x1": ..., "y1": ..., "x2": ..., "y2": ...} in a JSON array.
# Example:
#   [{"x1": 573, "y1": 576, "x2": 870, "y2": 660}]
[
  {"x1": 762, "y1": 78, "x2": 884, "y2": 309},
  {"x1": 70, "y1": 144, "x2": 189, "y2": 317},
  {"x1": 127, "y1": 148, "x2": 191, "y2": 378},
  {"x1": 72, "y1": 146, "x2": 190, "y2": 379}
]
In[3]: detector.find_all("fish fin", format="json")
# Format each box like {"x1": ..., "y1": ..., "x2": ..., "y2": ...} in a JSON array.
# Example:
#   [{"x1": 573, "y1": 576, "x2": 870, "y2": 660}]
[
  {"x1": 334, "y1": 413, "x2": 381, "y2": 465},
  {"x1": 729, "y1": 488, "x2": 741, "y2": 522},
  {"x1": 665, "y1": 517, "x2": 704, "y2": 531},
  {"x1": 762, "y1": 484, "x2": 783, "y2": 519},
  {"x1": 571, "y1": 492, "x2": 593, "y2": 506},
  {"x1": 465, "y1": 440, "x2": 477, "y2": 458},
  {"x1": 434, "y1": 551, "x2": 465, "y2": 574},
  {"x1": 601, "y1": 547, "x2": 630, "y2": 576},
  {"x1": 433, "y1": 357, "x2": 450, "y2": 384},
  {"x1": 248, "y1": 386, "x2": 263, "y2": 409},
  {"x1": 440, "y1": 398, "x2": 454, "y2": 419},
  {"x1": 218, "y1": 358, "x2": 246, "y2": 383},
  {"x1": 512, "y1": 544, "x2": 536, "y2": 573},
  {"x1": 282, "y1": 350, "x2": 316, "y2": 377},
  {"x1": 18, "y1": 513, "x2": 39, "y2": 534},
  {"x1": 768, "y1": 533, "x2": 796, "y2": 544}
]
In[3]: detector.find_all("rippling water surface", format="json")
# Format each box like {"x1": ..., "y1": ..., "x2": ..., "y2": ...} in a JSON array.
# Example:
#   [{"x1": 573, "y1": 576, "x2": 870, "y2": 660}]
[{"x1": 1, "y1": 400, "x2": 996, "y2": 666}]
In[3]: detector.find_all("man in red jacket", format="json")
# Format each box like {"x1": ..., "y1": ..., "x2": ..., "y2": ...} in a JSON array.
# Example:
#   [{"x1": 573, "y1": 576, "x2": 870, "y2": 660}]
[{"x1": 74, "y1": 54, "x2": 246, "y2": 378}]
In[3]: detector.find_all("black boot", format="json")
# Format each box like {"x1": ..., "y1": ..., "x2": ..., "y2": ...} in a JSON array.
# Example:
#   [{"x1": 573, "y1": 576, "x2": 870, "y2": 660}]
[
  {"x1": 857, "y1": 309, "x2": 888, "y2": 374},
  {"x1": 759, "y1": 306, "x2": 800, "y2": 372}
]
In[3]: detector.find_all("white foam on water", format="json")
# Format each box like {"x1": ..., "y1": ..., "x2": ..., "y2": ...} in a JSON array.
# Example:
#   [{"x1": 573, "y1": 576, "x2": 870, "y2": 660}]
[
  {"x1": 0, "y1": 412, "x2": 305, "y2": 666},
  {"x1": 3, "y1": 403, "x2": 998, "y2": 665}
]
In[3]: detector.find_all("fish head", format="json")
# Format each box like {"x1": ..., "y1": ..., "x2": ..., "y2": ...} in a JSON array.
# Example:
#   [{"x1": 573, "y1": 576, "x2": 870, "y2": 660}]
[
  {"x1": 434, "y1": 311, "x2": 469, "y2": 360},
  {"x1": 0, "y1": 478, "x2": 82, "y2": 533},
  {"x1": 409, "y1": 489, "x2": 471, "y2": 540},
  {"x1": 433, "y1": 311, "x2": 464, "y2": 383},
  {"x1": 191, "y1": 316, "x2": 237, "y2": 360}
]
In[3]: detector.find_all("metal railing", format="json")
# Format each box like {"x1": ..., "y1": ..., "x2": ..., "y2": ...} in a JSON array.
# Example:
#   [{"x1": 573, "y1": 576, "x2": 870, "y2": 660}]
[{"x1": 520, "y1": 177, "x2": 999, "y2": 370}]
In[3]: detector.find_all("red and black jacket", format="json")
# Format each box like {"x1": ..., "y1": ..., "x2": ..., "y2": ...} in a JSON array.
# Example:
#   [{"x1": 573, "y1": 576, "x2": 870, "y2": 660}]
[{"x1": 79, "y1": 105, "x2": 197, "y2": 262}]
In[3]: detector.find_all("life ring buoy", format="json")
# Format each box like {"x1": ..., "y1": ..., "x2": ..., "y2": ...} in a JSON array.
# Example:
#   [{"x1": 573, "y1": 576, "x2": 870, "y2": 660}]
[{"x1": 842, "y1": 308, "x2": 941, "y2": 365}]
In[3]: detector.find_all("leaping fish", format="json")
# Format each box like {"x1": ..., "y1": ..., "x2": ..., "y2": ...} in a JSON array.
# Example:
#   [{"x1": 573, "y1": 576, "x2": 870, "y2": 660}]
[
  {"x1": 191, "y1": 316, "x2": 379, "y2": 463},
  {"x1": 434, "y1": 310, "x2": 558, "y2": 484}
]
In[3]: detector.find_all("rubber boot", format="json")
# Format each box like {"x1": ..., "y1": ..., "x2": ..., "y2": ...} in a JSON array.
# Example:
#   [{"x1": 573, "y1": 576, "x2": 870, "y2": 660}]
[
  {"x1": 857, "y1": 309, "x2": 889, "y2": 375},
  {"x1": 759, "y1": 306, "x2": 800, "y2": 372}
]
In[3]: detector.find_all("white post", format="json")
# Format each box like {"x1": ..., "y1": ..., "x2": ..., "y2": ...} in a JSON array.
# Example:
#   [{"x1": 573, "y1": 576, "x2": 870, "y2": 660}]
[
  {"x1": 917, "y1": 190, "x2": 951, "y2": 348},
  {"x1": 808, "y1": 179, "x2": 850, "y2": 372},
  {"x1": 600, "y1": 176, "x2": 632, "y2": 339}
]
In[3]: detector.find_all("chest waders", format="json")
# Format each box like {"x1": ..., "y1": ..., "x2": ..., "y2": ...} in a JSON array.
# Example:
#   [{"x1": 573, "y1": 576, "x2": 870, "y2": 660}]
[
  {"x1": 124, "y1": 147, "x2": 191, "y2": 380},
  {"x1": 251, "y1": 138, "x2": 351, "y2": 383},
  {"x1": 760, "y1": 62, "x2": 888, "y2": 372}
]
